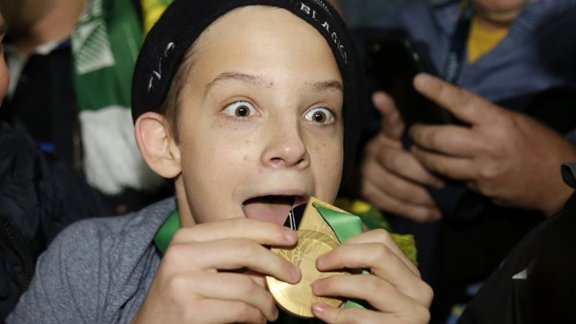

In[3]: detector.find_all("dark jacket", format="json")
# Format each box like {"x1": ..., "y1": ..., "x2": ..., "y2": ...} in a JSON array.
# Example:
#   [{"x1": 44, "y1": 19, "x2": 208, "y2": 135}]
[
  {"x1": 458, "y1": 162, "x2": 576, "y2": 324},
  {"x1": 0, "y1": 121, "x2": 108, "y2": 319}
]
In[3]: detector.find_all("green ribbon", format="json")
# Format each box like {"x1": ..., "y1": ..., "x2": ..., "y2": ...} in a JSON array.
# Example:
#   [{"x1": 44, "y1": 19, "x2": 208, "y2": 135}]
[
  {"x1": 154, "y1": 210, "x2": 179, "y2": 254},
  {"x1": 313, "y1": 204, "x2": 363, "y2": 243},
  {"x1": 312, "y1": 204, "x2": 367, "y2": 310}
]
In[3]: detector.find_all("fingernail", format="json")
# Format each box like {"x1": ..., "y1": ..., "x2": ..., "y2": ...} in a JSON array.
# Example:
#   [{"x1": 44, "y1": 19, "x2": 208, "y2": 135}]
[
  {"x1": 431, "y1": 210, "x2": 442, "y2": 221},
  {"x1": 312, "y1": 303, "x2": 328, "y2": 316},
  {"x1": 291, "y1": 266, "x2": 301, "y2": 282},
  {"x1": 272, "y1": 307, "x2": 279, "y2": 320},
  {"x1": 284, "y1": 229, "x2": 297, "y2": 244},
  {"x1": 433, "y1": 180, "x2": 445, "y2": 189},
  {"x1": 315, "y1": 255, "x2": 326, "y2": 269},
  {"x1": 414, "y1": 73, "x2": 432, "y2": 88},
  {"x1": 310, "y1": 280, "x2": 318, "y2": 293}
]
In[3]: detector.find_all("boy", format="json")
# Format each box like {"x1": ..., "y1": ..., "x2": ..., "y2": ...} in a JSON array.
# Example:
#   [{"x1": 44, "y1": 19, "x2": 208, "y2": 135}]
[{"x1": 7, "y1": 0, "x2": 432, "y2": 323}]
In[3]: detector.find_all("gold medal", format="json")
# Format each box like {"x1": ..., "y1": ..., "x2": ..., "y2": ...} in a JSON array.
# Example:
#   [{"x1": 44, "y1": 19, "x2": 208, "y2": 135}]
[
  {"x1": 266, "y1": 230, "x2": 348, "y2": 318},
  {"x1": 266, "y1": 197, "x2": 352, "y2": 318}
]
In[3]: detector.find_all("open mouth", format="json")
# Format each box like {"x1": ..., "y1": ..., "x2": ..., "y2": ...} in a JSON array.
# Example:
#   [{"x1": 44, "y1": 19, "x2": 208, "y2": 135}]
[{"x1": 242, "y1": 195, "x2": 306, "y2": 225}]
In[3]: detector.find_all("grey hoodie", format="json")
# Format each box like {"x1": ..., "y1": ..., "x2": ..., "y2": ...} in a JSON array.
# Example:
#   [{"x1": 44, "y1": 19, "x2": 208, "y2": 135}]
[{"x1": 7, "y1": 198, "x2": 176, "y2": 323}]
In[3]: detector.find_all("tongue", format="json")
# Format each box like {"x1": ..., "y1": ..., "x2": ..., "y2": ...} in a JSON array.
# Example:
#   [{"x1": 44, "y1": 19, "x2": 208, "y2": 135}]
[{"x1": 243, "y1": 196, "x2": 294, "y2": 225}]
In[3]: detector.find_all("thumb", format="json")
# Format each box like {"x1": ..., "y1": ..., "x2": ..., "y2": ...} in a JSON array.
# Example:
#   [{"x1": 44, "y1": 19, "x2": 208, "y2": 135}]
[{"x1": 372, "y1": 91, "x2": 405, "y2": 139}]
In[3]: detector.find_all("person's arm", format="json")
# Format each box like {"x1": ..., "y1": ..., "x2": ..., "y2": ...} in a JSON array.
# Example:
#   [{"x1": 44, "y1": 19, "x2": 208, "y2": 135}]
[{"x1": 409, "y1": 73, "x2": 576, "y2": 216}]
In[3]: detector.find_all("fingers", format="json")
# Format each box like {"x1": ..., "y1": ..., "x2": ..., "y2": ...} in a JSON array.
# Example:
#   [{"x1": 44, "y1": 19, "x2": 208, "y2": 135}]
[
  {"x1": 138, "y1": 219, "x2": 301, "y2": 324},
  {"x1": 360, "y1": 100, "x2": 445, "y2": 222},
  {"x1": 172, "y1": 217, "x2": 298, "y2": 246},
  {"x1": 360, "y1": 137, "x2": 443, "y2": 222},
  {"x1": 410, "y1": 123, "x2": 487, "y2": 158},
  {"x1": 366, "y1": 136, "x2": 445, "y2": 188},
  {"x1": 318, "y1": 230, "x2": 419, "y2": 282},
  {"x1": 164, "y1": 238, "x2": 300, "y2": 284},
  {"x1": 174, "y1": 272, "x2": 278, "y2": 322},
  {"x1": 311, "y1": 230, "x2": 433, "y2": 323},
  {"x1": 362, "y1": 180, "x2": 441, "y2": 223},
  {"x1": 316, "y1": 273, "x2": 426, "y2": 311},
  {"x1": 407, "y1": 114, "x2": 484, "y2": 181},
  {"x1": 414, "y1": 73, "x2": 500, "y2": 126},
  {"x1": 362, "y1": 149, "x2": 440, "y2": 205},
  {"x1": 345, "y1": 230, "x2": 419, "y2": 274},
  {"x1": 411, "y1": 146, "x2": 476, "y2": 180},
  {"x1": 312, "y1": 303, "x2": 382, "y2": 324},
  {"x1": 167, "y1": 219, "x2": 300, "y2": 282},
  {"x1": 311, "y1": 275, "x2": 431, "y2": 324},
  {"x1": 320, "y1": 230, "x2": 430, "y2": 304},
  {"x1": 196, "y1": 299, "x2": 270, "y2": 324},
  {"x1": 312, "y1": 301, "x2": 430, "y2": 324}
]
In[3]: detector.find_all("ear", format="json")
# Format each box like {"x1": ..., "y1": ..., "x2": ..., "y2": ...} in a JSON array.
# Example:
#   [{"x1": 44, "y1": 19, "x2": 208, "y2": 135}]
[{"x1": 134, "y1": 112, "x2": 181, "y2": 178}]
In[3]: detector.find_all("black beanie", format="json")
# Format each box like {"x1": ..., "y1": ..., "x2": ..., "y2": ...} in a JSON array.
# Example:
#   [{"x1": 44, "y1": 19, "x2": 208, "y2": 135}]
[{"x1": 131, "y1": 0, "x2": 364, "y2": 178}]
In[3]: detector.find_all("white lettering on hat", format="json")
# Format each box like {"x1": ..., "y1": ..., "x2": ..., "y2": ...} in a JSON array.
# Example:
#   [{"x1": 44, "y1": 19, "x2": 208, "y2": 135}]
[
  {"x1": 147, "y1": 42, "x2": 176, "y2": 92},
  {"x1": 299, "y1": 2, "x2": 348, "y2": 64}
]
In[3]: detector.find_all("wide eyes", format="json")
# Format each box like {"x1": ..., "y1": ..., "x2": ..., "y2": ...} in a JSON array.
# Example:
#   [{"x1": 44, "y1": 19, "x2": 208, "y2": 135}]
[
  {"x1": 304, "y1": 107, "x2": 334, "y2": 124},
  {"x1": 222, "y1": 100, "x2": 335, "y2": 125},
  {"x1": 223, "y1": 100, "x2": 257, "y2": 118}
]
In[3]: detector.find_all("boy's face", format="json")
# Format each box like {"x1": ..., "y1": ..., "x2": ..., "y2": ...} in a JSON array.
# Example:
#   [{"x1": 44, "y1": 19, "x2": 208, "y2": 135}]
[{"x1": 173, "y1": 6, "x2": 344, "y2": 227}]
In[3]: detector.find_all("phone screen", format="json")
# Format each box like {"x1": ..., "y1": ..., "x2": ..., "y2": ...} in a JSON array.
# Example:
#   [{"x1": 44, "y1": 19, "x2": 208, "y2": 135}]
[{"x1": 364, "y1": 36, "x2": 455, "y2": 127}]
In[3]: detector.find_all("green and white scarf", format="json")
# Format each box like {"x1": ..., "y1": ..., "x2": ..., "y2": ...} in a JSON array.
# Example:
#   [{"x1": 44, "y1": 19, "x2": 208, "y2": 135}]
[{"x1": 72, "y1": 0, "x2": 170, "y2": 195}]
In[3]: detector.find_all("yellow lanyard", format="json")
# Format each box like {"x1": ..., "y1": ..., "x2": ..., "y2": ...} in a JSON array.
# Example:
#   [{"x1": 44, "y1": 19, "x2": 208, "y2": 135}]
[{"x1": 141, "y1": 0, "x2": 173, "y2": 34}]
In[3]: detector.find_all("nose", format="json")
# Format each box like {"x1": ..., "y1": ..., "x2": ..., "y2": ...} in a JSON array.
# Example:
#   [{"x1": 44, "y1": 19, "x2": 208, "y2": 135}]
[{"x1": 261, "y1": 120, "x2": 310, "y2": 169}]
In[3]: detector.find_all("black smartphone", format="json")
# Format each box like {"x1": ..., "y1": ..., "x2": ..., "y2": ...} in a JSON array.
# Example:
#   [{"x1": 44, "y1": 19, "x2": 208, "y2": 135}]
[{"x1": 364, "y1": 35, "x2": 455, "y2": 127}]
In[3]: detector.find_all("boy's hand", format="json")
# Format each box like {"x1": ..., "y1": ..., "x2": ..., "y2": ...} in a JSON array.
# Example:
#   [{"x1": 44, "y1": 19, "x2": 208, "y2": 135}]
[
  {"x1": 410, "y1": 73, "x2": 576, "y2": 216},
  {"x1": 310, "y1": 229, "x2": 433, "y2": 323},
  {"x1": 132, "y1": 218, "x2": 300, "y2": 324},
  {"x1": 360, "y1": 92, "x2": 443, "y2": 223}
]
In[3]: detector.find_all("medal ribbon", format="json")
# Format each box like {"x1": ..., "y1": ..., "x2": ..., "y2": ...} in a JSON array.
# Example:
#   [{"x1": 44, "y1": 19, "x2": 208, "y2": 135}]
[
  {"x1": 312, "y1": 204, "x2": 363, "y2": 242},
  {"x1": 154, "y1": 210, "x2": 179, "y2": 254},
  {"x1": 312, "y1": 204, "x2": 367, "y2": 310}
]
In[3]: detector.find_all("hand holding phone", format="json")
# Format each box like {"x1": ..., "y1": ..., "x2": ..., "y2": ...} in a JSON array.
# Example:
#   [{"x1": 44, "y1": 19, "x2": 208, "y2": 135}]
[{"x1": 364, "y1": 35, "x2": 456, "y2": 127}]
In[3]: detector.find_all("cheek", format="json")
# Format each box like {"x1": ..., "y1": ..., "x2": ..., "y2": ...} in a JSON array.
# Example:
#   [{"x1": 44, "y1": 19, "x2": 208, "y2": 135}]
[
  {"x1": 183, "y1": 138, "x2": 252, "y2": 182},
  {"x1": 310, "y1": 139, "x2": 344, "y2": 200},
  {"x1": 181, "y1": 146, "x2": 249, "y2": 224},
  {"x1": 180, "y1": 132, "x2": 256, "y2": 201}
]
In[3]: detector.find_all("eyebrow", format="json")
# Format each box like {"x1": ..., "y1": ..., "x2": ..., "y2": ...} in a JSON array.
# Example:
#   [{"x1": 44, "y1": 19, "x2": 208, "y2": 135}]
[
  {"x1": 203, "y1": 72, "x2": 269, "y2": 98},
  {"x1": 203, "y1": 71, "x2": 343, "y2": 98},
  {"x1": 311, "y1": 80, "x2": 344, "y2": 93}
]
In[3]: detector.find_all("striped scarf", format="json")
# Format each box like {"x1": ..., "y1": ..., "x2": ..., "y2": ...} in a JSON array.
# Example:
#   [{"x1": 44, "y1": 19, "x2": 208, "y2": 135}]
[{"x1": 71, "y1": 0, "x2": 171, "y2": 195}]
